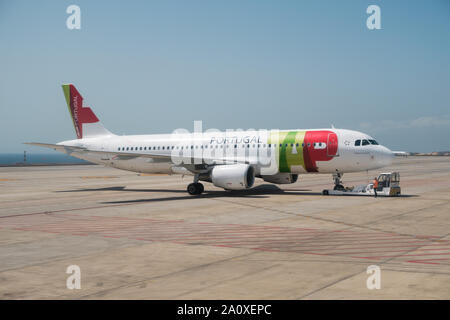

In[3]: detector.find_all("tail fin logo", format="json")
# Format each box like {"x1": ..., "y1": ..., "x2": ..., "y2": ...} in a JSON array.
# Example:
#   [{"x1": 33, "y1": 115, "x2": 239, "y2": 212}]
[{"x1": 62, "y1": 84, "x2": 99, "y2": 139}]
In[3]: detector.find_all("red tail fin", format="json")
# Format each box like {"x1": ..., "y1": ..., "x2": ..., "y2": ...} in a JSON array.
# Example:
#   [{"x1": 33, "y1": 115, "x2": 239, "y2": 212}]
[{"x1": 62, "y1": 84, "x2": 112, "y2": 139}]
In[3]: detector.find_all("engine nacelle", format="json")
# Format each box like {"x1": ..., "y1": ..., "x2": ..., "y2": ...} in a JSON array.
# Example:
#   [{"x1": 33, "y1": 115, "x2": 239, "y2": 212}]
[
  {"x1": 211, "y1": 164, "x2": 255, "y2": 190},
  {"x1": 261, "y1": 173, "x2": 298, "y2": 184}
]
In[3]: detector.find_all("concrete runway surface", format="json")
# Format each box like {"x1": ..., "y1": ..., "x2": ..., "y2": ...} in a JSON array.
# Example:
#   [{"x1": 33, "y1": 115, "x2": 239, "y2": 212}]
[{"x1": 0, "y1": 156, "x2": 449, "y2": 299}]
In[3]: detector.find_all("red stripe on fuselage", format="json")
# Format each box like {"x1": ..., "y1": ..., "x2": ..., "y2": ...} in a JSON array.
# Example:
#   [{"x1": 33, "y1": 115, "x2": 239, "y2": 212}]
[{"x1": 303, "y1": 130, "x2": 337, "y2": 172}]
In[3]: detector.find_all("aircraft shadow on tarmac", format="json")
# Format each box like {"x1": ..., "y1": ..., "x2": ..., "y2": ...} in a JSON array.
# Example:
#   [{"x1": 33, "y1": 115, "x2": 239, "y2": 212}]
[
  {"x1": 55, "y1": 184, "x2": 321, "y2": 204},
  {"x1": 55, "y1": 184, "x2": 417, "y2": 204}
]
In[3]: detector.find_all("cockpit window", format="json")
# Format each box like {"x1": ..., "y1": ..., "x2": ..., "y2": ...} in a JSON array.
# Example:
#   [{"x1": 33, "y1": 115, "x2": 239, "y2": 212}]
[
  {"x1": 362, "y1": 139, "x2": 370, "y2": 146},
  {"x1": 369, "y1": 139, "x2": 379, "y2": 145},
  {"x1": 355, "y1": 140, "x2": 361, "y2": 146}
]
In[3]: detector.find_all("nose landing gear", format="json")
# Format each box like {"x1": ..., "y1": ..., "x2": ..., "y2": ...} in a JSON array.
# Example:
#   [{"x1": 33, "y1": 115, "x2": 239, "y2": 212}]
[{"x1": 333, "y1": 172, "x2": 345, "y2": 190}]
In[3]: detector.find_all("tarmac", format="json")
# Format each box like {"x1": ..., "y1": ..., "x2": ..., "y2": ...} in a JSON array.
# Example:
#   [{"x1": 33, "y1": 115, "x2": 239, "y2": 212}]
[{"x1": 0, "y1": 156, "x2": 449, "y2": 299}]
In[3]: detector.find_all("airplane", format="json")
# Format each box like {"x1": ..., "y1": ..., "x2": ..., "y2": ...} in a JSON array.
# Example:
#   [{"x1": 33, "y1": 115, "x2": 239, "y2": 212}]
[{"x1": 26, "y1": 84, "x2": 397, "y2": 195}]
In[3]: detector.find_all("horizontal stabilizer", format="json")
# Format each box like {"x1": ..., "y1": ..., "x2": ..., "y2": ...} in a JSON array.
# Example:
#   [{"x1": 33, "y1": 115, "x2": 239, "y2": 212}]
[{"x1": 24, "y1": 142, "x2": 87, "y2": 155}]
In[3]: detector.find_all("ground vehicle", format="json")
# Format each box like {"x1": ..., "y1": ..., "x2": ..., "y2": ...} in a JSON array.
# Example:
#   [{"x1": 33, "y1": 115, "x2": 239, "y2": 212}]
[{"x1": 322, "y1": 172, "x2": 401, "y2": 196}]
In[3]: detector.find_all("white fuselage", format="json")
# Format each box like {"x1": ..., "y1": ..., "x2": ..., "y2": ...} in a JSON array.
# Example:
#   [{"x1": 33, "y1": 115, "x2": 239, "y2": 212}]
[{"x1": 57, "y1": 128, "x2": 393, "y2": 176}]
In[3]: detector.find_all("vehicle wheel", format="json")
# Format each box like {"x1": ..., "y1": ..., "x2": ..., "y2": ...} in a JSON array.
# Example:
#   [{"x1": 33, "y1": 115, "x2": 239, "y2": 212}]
[
  {"x1": 187, "y1": 183, "x2": 198, "y2": 195},
  {"x1": 322, "y1": 190, "x2": 329, "y2": 195},
  {"x1": 334, "y1": 184, "x2": 344, "y2": 191}
]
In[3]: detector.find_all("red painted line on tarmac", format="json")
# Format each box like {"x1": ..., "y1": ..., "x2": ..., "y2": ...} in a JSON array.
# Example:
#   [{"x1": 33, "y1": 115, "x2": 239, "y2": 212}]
[
  {"x1": 4, "y1": 213, "x2": 448, "y2": 265},
  {"x1": 302, "y1": 248, "x2": 450, "y2": 256},
  {"x1": 191, "y1": 238, "x2": 432, "y2": 248},
  {"x1": 407, "y1": 258, "x2": 450, "y2": 265},
  {"x1": 254, "y1": 242, "x2": 448, "y2": 253},
  {"x1": 359, "y1": 252, "x2": 450, "y2": 259}
]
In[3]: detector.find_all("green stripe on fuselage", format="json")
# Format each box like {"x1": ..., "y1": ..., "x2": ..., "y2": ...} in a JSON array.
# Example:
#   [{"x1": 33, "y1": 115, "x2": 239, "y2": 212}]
[{"x1": 269, "y1": 131, "x2": 306, "y2": 173}]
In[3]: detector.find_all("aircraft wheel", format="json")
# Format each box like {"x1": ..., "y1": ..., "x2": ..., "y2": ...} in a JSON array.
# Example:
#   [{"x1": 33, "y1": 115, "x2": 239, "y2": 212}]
[
  {"x1": 187, "y1": 183, "x2": 204, "y2": 195},
  {"x1": 187, "y1": 183, "x2": 198, "y2": 195}
]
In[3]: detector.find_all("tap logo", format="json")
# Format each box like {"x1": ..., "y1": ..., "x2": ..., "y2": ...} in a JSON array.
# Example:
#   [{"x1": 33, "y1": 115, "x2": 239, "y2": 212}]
[{"x1": 72, "y1": 96, "x2": 80, "y2": 138}]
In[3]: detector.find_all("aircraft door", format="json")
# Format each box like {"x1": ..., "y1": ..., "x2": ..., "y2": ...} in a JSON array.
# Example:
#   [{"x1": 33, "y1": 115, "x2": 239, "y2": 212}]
[{"x1": 327, "y1": 132, "x2": 338, "y2": 157}]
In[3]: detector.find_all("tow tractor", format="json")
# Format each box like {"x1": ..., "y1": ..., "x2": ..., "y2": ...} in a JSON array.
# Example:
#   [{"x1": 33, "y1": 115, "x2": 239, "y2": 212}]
[{"x1": 322, "y1": 172, "x2": 401, "y2": 197}]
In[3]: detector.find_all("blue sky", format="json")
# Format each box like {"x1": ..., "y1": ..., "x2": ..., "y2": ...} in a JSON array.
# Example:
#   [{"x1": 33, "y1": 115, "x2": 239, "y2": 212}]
[{"x1": 1, "y1": 0, "x2": 449, "y2": 153}]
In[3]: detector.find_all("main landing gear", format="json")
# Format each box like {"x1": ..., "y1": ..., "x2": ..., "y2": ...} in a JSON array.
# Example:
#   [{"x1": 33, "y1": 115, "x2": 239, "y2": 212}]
[
  {"x1": 187, "y1": 174, "x2": 204, "y2": 195},
  {"x1": 333, "y1": 172, "x2": 345, "y2": 191},
  {"x1": 187, "y1": 182, "x2": 204, "y2": 195}
]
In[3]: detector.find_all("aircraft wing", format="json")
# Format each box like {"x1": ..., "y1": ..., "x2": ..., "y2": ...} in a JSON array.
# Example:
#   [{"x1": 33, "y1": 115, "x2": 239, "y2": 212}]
[{"x1": 24, "y1": 142, "x2": 252, "y2": 173}]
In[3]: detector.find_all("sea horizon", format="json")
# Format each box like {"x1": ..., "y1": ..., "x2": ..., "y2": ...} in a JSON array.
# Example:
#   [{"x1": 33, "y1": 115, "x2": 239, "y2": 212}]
[{"x1": 0, "y1": 153, "x2": 90, "y2": 165}]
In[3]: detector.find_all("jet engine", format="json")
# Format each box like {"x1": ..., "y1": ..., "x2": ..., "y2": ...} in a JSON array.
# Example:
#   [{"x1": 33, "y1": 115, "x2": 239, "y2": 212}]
[
  {"x1": 261, "y1": 173, "x2": 298, "y2": 184},
  {"x1": 210, "y1": 164, "x2": 255, "y2": 190}
]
